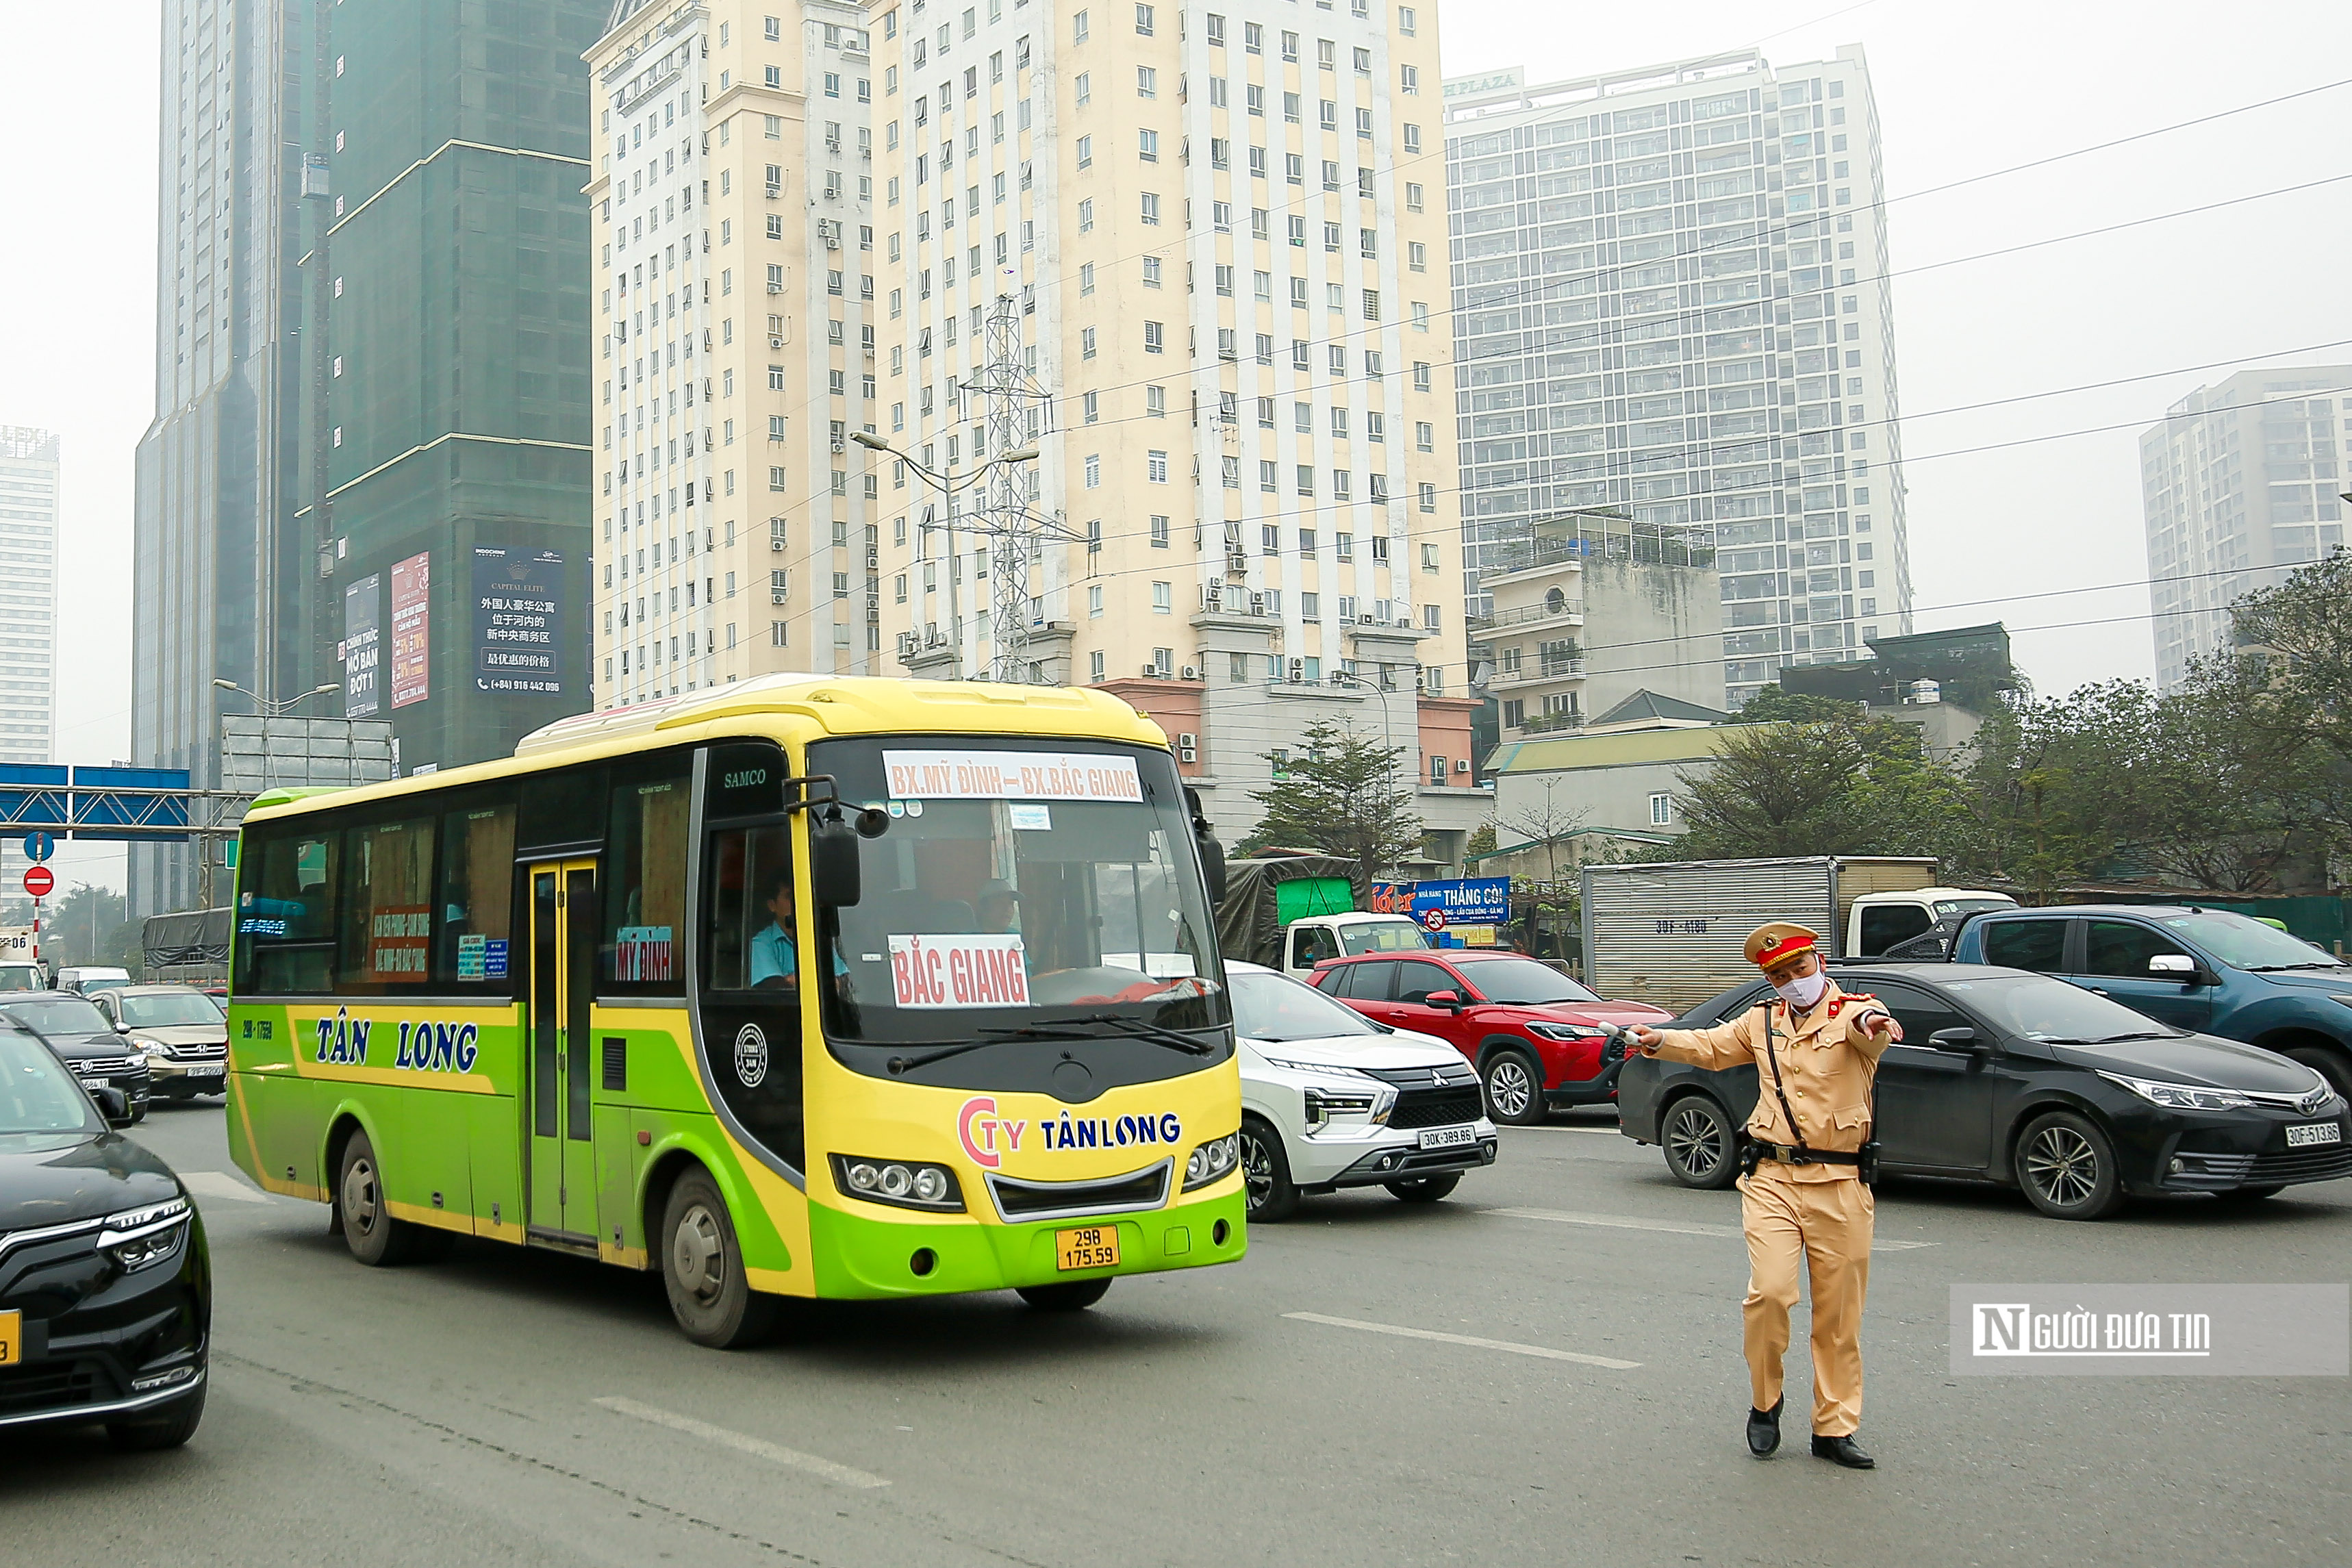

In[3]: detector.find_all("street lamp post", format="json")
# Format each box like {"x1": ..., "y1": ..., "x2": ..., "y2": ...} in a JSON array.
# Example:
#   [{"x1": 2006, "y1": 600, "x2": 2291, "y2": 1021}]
[
  {"x1": 1330, "y1": 668, "x2": 1405, "y2": 874},
  {"x1": 852, "y1": 431, "x2": 1042, "y2": 681}
]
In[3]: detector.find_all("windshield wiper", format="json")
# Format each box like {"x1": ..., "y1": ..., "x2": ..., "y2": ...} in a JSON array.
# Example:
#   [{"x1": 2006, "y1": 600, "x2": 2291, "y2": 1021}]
[
  {"x1": 2242, "y1": 961, "x2": 2344, "y2": 972},
  {"x1": 985, "y1": 1015, "x2": 1219, "y2": 1056},
  {"x1": 2088, "y1": 1030, "x2": 2174, "y2": 1043},
  {"x1": 886, "y1": 1016, "x2": 1219, "y2": 1074}
]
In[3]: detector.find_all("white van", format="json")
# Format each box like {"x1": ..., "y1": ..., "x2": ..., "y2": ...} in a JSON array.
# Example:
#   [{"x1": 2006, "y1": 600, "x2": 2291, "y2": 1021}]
[{"x1": 56, "y1": 965, "x2": 134, "y2": 996}]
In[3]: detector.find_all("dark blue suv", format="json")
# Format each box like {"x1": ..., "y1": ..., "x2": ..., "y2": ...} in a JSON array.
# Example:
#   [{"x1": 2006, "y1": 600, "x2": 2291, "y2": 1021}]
[{"x1": 1951, "y1": 905, "x2": 2352, "y2": 1100}]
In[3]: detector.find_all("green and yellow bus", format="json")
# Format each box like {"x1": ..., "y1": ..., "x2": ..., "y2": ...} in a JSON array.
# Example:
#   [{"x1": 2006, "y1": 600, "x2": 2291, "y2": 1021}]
[{"x1": 226, "y1": 675, "x2": 1245, "y2": 1345}]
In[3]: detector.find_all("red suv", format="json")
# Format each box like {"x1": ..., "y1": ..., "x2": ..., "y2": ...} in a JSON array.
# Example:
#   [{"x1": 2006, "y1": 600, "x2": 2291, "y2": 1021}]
[{"x1": 1312, "y1": 952, "x2": 1672, "y2": 1124}]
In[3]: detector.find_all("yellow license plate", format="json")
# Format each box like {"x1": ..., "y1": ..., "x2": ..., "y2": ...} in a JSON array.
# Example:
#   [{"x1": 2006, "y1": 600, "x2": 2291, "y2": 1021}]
[
  {"x1": 1054, "y1": 1225, "x2": 1120, "y2": 1271},
  {"x1": 0, "y1": 1310, "x2": 19, "y2": 1367}
]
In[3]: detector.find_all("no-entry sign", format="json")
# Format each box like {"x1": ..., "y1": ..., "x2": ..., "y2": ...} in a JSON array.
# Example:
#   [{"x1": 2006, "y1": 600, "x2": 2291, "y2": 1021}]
[{"x1": 23, "y1": 865, "x2": 53, "y2": 898}]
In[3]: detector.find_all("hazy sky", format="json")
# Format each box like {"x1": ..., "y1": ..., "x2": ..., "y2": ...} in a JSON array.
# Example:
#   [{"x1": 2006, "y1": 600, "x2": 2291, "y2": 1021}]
[{"x1": 1, "y1": 1, "x2": 2347, "y2": 893}]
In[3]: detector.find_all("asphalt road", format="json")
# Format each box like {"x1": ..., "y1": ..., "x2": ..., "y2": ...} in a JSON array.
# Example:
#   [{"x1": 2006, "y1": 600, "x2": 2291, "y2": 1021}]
[{"x1": 7, "y1": 1100, "x2": 2349, "y2": 1567}]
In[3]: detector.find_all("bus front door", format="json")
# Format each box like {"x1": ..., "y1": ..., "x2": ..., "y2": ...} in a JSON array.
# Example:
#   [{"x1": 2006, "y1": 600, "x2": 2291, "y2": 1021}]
[{"x1": 528, "y1": 861, "x2": 600, "y2": 1245}]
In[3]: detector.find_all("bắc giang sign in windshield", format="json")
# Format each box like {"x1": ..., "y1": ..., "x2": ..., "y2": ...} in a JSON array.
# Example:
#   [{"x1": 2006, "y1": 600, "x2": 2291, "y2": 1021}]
[{"x1": 881, "y1": 749, "x2": 1143, "y2": 803}]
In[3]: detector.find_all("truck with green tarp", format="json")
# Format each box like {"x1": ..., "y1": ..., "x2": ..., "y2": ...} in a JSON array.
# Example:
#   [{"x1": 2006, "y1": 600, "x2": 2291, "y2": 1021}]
[{"x1": 1213, "y1": 854, "x2": 1432, "y2": 978}]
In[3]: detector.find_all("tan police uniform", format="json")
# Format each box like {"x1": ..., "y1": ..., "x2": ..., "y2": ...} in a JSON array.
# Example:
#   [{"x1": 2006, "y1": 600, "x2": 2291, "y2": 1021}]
[{"x1": 1641, "y1": 926, "x2": 1893, "y2": 1439}]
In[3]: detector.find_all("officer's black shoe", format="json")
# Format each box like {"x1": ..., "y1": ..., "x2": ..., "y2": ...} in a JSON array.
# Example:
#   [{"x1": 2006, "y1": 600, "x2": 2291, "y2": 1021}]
[
  {"x1": 1810, "y1": 1434, "x2": 1875, "y2": 1469},
  {"x1": 1745, "y1": 1399, "x2": 1782, "y2": 1458}
]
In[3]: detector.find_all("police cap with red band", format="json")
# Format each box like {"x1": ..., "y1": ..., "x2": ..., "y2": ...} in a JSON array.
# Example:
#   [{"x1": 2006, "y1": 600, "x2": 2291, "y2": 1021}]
[{"x1": 1745, "y1": 922, "x2": 1819, "y2": 971}]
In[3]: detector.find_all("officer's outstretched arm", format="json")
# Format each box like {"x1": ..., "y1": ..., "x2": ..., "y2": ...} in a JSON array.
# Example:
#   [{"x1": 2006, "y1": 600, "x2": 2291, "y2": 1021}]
[{"x1": 1633, "y1": 1010, "x2": 1760, "y2": 1072}]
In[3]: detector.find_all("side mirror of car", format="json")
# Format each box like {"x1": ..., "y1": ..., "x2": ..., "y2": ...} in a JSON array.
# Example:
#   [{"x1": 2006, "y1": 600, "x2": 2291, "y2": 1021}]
[
  {"x1": 1928, "y1": 1026, "x2": 1984, "y2": 1054},
  {"x1": 2147, "y1": 953, "x2": 2213, "y2": 985},
  {"x1": 1426, "y1": 989, "x2": 1463, "y2": 1010},
  {"x1": 114, "y1": 1020, "x2": 132, "y2": 1034},
  {"x1": 90, "y1": 1085, "x2": 134, "y2": 1128}
]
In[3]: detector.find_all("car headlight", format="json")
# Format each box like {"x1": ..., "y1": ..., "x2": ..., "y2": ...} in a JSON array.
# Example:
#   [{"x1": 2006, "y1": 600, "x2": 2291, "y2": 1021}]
[
  {"x1": 826, "y1": 1154, "x2": 965, "y2": 1212},
  {"x1": 99, "y1": 1196, "x2": 192, "y2": 1273},
  {"x1": 129, "y1": 1036, "x2": 168, "y2": 1059},
  {"x1": 2097, "y1": 1071, "x2": 2253, "y2": 1112},
  {"x1": 1525, "y1": 1021, "x2": 1605, "y2": 1044},
  {"x1": 1183, "y1": 1132, "x2": 1240, "y2": 1190}
]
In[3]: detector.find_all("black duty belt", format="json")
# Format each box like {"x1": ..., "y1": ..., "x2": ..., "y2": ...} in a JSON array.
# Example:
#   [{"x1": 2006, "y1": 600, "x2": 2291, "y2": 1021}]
[{"x1": 1752, "y1": 1142, "x2": 1860, "y2": 1167}]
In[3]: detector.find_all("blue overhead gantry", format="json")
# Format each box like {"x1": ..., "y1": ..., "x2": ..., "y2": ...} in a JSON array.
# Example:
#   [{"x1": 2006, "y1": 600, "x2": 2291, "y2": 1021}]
[{"x1": 0, "y1": 765, "x2": 239, "y2": 842}]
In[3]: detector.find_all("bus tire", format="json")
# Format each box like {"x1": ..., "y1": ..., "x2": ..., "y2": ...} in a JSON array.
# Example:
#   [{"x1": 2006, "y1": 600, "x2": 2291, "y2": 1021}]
[
  {"x1": 1017, "y1": 1279, "x2": 1111, "y2": 1311},
  {"x1": 338, "y1": 1129, "x2": 433, "y2": 1266},
  {"x1": 661, "y1": 1169, "x2": 776, "y2": 1349}
]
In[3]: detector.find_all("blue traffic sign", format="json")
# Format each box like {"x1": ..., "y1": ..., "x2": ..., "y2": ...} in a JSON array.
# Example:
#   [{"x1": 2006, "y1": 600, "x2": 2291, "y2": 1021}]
[{"x1": 21, "y1": 831, "x2": 52, "y2": 863}]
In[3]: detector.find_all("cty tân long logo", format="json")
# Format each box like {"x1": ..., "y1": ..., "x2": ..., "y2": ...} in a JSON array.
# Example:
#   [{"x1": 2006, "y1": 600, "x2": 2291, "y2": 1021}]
[{"x1": 957, "y1": 1094, "x2": 1184, "y2": 1169}]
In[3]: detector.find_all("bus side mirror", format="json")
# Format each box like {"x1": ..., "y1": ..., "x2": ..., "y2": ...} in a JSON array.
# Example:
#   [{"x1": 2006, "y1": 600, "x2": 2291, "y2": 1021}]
[
  {"x1": 1198, "y1": 833, "x2": 1226, "y2": 905},
  {"x1": 810, "y1": 808, "x2": 864, "y2": 908},
  {"x1": 1184, "y1": 785, "x2": 1226, "y2": 904}
]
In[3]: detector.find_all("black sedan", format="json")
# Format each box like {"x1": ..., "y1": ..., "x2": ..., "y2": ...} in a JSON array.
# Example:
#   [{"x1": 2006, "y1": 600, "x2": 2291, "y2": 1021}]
[
  {"x1": 0, "y1": 994, "x2": 153, "y2": 1123},
  {"x1": 0, "y1": 1021, "x2": 209, "y2": 1445},
  {"x1": 1617, "y1": 963, "x2": 2352, "y2": 1219}
]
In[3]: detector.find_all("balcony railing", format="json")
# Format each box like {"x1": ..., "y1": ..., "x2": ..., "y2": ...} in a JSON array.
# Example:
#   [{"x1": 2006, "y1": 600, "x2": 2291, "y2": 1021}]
[{"x1": 1485, "y1": 598, "x2": 1586, "y2": 628}]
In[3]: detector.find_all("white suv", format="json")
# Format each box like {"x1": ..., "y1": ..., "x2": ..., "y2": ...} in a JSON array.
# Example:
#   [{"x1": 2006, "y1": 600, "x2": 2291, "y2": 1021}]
[{"x1": 1230, "y1": 961, "x2": 1497, "y2": 1220}]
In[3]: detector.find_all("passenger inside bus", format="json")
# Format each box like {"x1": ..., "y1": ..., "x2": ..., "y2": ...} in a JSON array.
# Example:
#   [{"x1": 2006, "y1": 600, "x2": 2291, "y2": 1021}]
[{"x1": 976, "y1": 879, "x2": 1022, "y2": 935}]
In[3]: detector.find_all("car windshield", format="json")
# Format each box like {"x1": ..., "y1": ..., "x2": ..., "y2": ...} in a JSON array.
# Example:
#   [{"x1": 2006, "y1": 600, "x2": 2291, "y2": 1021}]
[
  {"x1": 120, "y1": 991, "x2": 227, "y2": 1028},
  {"x1": 1933, "y1": 898, "x2": 2015, "y2": 919},
  {"x1": 0, "y1": 997, "x2": 114, "y2": 1035},
  {"x1": 1460, "y1": 957, "x2": 1601, "y2": 1005},
  {"x1": 812, "y1": 736, "x2": 1228, "y2": 1046},
  {"x1": 73, "y1": 976, "x2": 129, "y2": 994},
  {"x1": 1938, "y1": 974, "x2": 2179, "y2": 1043},
  {"x1": 1231, "y1": 969, "x2": 1380, "y2": 1041},
  {"x1": 1339, "y1": 921, "x2": 1431, "y2": 954},
  {"x1": 2149, "y1": 909, "x2": 2347, "y2": 972},
  {"x1": 0, "y1": 1030, "x2": 97, "y2": 1135}
]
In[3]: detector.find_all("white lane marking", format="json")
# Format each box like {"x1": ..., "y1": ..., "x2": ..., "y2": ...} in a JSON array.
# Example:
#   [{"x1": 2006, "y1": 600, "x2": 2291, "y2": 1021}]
[
  {"x1": 594, "y1": 1397, "x2": 891, "y2": 1489},
  {"x1": 1487, "y1": 1206, "x2": 1937, "y2": 1251},
  {"x1": 181, "y1": 1170, "x2": 273, "y2": 1204},
  {"x1": 1285, "y1": 1312, "x2": 1641, "y2": 1369}
]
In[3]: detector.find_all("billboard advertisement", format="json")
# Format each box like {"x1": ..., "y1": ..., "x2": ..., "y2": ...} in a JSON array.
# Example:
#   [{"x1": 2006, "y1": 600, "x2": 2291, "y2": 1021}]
[
  {"x1": 342, "y1": 573, "x2": 382, "y2": 718},
  {"x1": 472, "y1": 547, "x2": 565, "y2": 696},
  {"x1": 389, "y1": 551, "x2": 431, "y2": 709}
]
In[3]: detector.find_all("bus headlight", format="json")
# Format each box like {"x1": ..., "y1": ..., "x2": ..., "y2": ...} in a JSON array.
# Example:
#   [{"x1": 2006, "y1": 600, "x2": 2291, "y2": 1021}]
[
  {"x1": 1183, "y1": 1132, "x2": 1240, "y2": 1191},
  {"x1": 828, "y1": 1154, "x2": 965, "y2": 1213}
]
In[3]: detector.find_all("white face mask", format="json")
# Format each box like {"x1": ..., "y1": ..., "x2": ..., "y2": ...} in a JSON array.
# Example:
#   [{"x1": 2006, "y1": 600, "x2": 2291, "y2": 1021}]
[{"x1": 1772, "y1": 970, "x2": 1829, "y2": 1010}]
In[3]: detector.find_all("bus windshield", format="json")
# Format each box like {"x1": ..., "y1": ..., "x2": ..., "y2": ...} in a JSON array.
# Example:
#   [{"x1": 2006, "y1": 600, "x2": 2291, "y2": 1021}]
[{"x1": 810, "y1": 736, "x2": 1228, "y2": 1046}]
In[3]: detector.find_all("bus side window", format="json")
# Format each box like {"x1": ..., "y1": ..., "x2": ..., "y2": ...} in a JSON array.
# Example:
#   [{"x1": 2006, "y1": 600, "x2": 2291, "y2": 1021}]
[
  {"x1": 340, "y1": 816, "x2": 436, "y2": 992},
  {"x1": 602, "y1": 761, "x2": 693, "y2": 991},
  {"x1": 703, "y1": 825, "x2": 795, "y2": 992},
  {"x1": 437, "y1": 800, "x2": 518, "y2": 988},
  {"x1": 236, "y1": 825, "x2": 343, "y2": 995}
]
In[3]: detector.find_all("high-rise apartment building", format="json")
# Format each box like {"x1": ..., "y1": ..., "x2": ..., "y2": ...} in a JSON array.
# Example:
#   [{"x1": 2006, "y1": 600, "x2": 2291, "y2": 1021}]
[
  {"x1": 2140, "y1": 367, "x2": 2351, "y2": 689},
  {"x1": 868, "y1": 0, "x2": 1484, "y2": 857},
  {"x1": 588, "y1": 0, "x2": 883, "y2": 704},
  {"x1": 1444, "y1": 47, "x2": 1912, "y2": 713},
  {"x1": 132, "y1": 0, "x2": 603, "y2": 918},
  {"x1": 0, "y1": 429, "x2": 60, "y2": 769},
  {"x1": 132, "y1": 0, "x2": 318, "y2": 916}
]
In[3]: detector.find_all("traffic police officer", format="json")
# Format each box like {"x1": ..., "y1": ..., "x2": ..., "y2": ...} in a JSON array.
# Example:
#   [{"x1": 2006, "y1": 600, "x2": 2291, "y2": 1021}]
[{"x1": 1629, "y1": 922, "x2": 1899, "y2": 1469}]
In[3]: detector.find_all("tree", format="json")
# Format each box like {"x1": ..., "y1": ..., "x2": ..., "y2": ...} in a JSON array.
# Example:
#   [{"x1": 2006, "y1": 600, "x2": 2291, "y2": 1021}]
[
  {"x1": 1242, "y1": 720, "x2": 1421, "y2": 883},
  {"x1": 1499, "y1": 774, "x2": 1588, "y2": 886},
  {"x1": 2231, "y1": 546, "x2": 2352, "y2": 760},
  {"x1": 1662, "y1": 713, "x2": 1972, "y2": 864},
  {"x1": 42, "y1": 884, "x2": 129, "y2": 970},
  {"x1": 1464, "y1": 822, "x2": 1497, "y2": 860},
  {"x1": 1732, "y1": 683, "x2": 1867, "y2": 724}
]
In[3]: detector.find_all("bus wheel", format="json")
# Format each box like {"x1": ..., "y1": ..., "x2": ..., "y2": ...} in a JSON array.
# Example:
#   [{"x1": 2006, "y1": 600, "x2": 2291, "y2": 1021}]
[
  {"x1": 338, "y1": 1130, "x2": 433, "y2": 1266},
  {"x1": 1017, "y1": 1279, "x2": 1111, "y2": 1311},
  {"x1": 661, "y1": 1170, "x2": 777, "y2": 1349}
]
